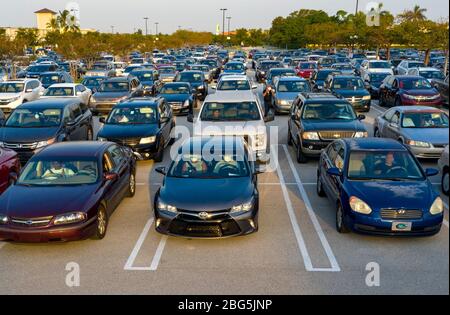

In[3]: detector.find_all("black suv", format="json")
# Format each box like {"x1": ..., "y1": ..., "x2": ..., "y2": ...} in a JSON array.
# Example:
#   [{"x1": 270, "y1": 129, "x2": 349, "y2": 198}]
[
  {"x1": 0, "y1": 98, "x2": 93, "y2": 164},
  {"x1": 89, "y1": 76, "x2": 143, "y2": 115},
  {"x1": 287, "y1": 93, "x2": 368, "y2": 163},
  {"x1": 39, "y1": 71, "x2": 74, "y2": 89}
]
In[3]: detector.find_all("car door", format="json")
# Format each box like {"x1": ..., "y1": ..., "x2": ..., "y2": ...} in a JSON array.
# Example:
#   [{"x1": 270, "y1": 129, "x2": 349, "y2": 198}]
[
  {"x1": 384, "y1": 110, "x2": 401, "y2": 140},
  {"x1": 62, "y1": 105, "x2": 81, "y2": 140},
  {"x1": 321, "y1": 143, "x2": 338, "y2": 201},
  {"x1": 387, "y1": 78, "x2": 399, "y2": 106},
  {"x1": 158, "y1": 101, "x2": 171, "y2": 143},
  {"x1": 328, "y1": 142, "x2": 345, "y2": 201},
  {"x1": 107, "y1": 145, "x2": 130, "y2": 210},
  {"x1": 377, "y1": 108, "x2": 395, "y2": 137},
  {"x1": 290, "y1": 99, "x2": 302, "y2": 146}
]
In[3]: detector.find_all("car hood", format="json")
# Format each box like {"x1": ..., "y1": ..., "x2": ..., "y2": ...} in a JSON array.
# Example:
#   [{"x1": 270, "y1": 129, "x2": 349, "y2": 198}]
[
  {"x1": 346, "y1": 180, "x2": 435, "y2": 211},
  {"x1": 194, "y1": 120, "x2": 265, "y2": 136},
  {"x1": 402, "y1": 89, "x2": 439, "y2": 96},
  {"x1": 93, "y1": 91, "x2": 128, "y2": 100},
  {"x1": 0, "y1": 93, "x2": 21, "y2": 100},
  {"x1": 334, "y1": 89, "x2": 370, "y2": 97},
  {"x1": 276, "y1": 92, "x2": 300, "y2": 101},
  {"x1": 160, "y1": 94, "x2": 191, "y2": 102},
  {"x1": 98, "y1": 124, "x2": 159, "y2": 139},
  {"x1": 0, "y1": 184, "x2": 100, "y2": 218},
  {"x1": 401, "y1": 128, "x2": 449, "y2": 144},
  {"x1": 303, "y1": 120, "x2": 366, "y2": 132},
  {"x1": 368, "y1": 69, "x2": 394, "y2": 75},
  {"x1": 0, "y1": 127, "x2": 60, "y2": 143},
  {"x1": 160, "y1": 177, "x2": 254, "y2": 211},
  {"x1": 140, "y1": 81, "x2": 155, "y2": 87}
]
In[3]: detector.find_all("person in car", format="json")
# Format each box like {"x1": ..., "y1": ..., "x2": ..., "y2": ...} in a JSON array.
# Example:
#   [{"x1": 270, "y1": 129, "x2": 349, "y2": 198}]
[
  {"x1": 374, "y1": 152, "x2": 399, "y2": 175},
  {"x1": 42, "y1": 161, "x2": 75, "y2": 178}
]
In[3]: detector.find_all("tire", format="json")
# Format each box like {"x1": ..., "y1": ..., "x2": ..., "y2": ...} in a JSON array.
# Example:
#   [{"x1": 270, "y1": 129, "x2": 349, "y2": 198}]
[
  {"x1": 316, "y1": 173, "x2": 326, "y2": 197},
  {"x1": 442, "y1": 169, "x2": 449, "y2": 196},
  {"x1": 287, "y1": 127, "x2": 293, "y2": 146},
  {"x1": 154, "y1": 138, "x2": 165, "y2": 162},
  {"x1": 92, "y1": 206, "x2": 108, "y2": 240},
  {"x1": 127, "y1": 171, "x2": 136, "y2": 197},
  {"x1": 336, "y1": 202, "x2": 350, "y2": 233},
  {"x1": 296, "y1": 139, "x2": 308, "y2": 164}
]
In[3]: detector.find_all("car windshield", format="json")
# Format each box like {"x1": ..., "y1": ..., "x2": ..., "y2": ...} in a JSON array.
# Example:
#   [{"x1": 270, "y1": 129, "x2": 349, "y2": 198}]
[
  {"x1": 302, "y1": 103, "x2": 357, "y2": 121},
  {"x1": 44, "y1": 87, "x2": 74, "y2": 97},
  {"x1": 333, "y1": 64, "x2": 352, "y2": 71},
  {"x1": 225, "y1": 63, "x2": 244, "y2": 71},
  {"x1": 201, "y1": 102, "x2": 261, "y2": 121},
  {"x1": 402, "y1": 111, "x2": 449, "y2": 128},
  {"x1": 179, "y1": 73, "x2": 202, "y2": 82},
  {"x1": 300, "y1": 63, "x2": 316, "y2": 69},
  {"x1": 106, "y1": 106, "x2": 157, "y2": 124},
  {"x1": 369, "y1": 73, "x2": 390, "y2": 82},
  {"x1": 135, "y1": 72, "x2": 154, "y2": 82},
  {"x1": 270, "y1": 70, "x2": 295, "y2": 78},
  {"x1": 217, "y1": 80, "x2": 251, "y2": 91},
  {"x1": 0, "y1": 83, "x2": 24, "y2": 93},
  {"x1": 333, "y1": 78, "x2": 364, "y2": 90},
  {"x1": 316, "y1": 71, "x2": 334, "y2": 80},
  {"x1": 92, "y1": 64, "x2": 108, "y2": 70},
  {"x1": 18, "y1": 159, "x2": 99, "y2": 186},
  {"x1": 40, "y1": 75, "x2": 60, "y2": 85},
  {"x1": 82, "y1": 78, "x2": 105, "y2": 87},
  {"x1": 260, "y1": 63, "x2": 280, "y2": 70},
  {"x1": 100, "y1": 82, "x2": 129, "y2": 92},
  {"x1": 6, "y1": 108, "x2": 62, "y2": 128},
  {"x1": 160, "y1": 85, "x2": 190, "y2": 94},
  {"x1": 191, "y1": 66, "x2": 209, "y2": 72},
  {"x1": 348, "y1": 151, "x2": 424, "y2": 180},
  {"x1": 409, "y1": 62, "x2": 425, "y2": 68},
  {"x1": 420, "y1": 71, "x2": 445, "y2": 80},
  {"x1": 159, "y1": 68, "x2": 176, "y2": 74},
  {"x1": 370, "y1": 62, "x2": 391, "y2": 69},
  {"x1": 124, "y1": 66, "x2": 142, "y2": 73},
  {"x1": 399, "y1": 78, "x2": 432, "y2": 89},
  {"x1": 277, "y1": 81, "x2": 310, "y2": 93},
  {"x1": 28, "y1": 65, "x2": 52, "y2": 72},
  {"x1": 169, "y1": 154, "x2": 249, "y2": 179}
]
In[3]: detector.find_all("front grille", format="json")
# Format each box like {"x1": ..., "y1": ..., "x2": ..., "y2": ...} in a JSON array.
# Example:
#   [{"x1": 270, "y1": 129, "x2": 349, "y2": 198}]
[
  {"x1": 319, "y1": 131, "x2": 355, "y2": 141},
  {"x1": 380, "y1": 209, "x2": 423, "y2": 220},
  {"x1": 3, "y1": 142, "x2": 38, "y2": 150},
  {"x1": 346, "y1": 97, "x2": 363, "y2": 102},
  {"x1": 169, "y1": 219, "x2": 240, "y2": 237},
  {"x1": 433, "y1": 143, "x2": 447, "y2": 149},
  {"x1": 108, "y1": 138, "x2": 140, "y2": 146},
  {"x1": 10, "y1": 216, "x2": 53, "y2": 228}
]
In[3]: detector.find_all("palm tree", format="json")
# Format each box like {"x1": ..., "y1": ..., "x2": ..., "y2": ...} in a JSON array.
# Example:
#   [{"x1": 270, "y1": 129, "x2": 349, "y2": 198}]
[
  {"x1": 398, "y1": 5, "x2": 427, "y2": 22},
  {"x1": 46, "y1": 18, "x2": 60, "y2": 31}
]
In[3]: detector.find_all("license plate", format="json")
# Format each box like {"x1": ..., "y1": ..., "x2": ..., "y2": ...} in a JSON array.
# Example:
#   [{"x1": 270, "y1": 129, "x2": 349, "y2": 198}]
[{"x1": 392, "y1": 222, "x2": 412, "y2": 232}]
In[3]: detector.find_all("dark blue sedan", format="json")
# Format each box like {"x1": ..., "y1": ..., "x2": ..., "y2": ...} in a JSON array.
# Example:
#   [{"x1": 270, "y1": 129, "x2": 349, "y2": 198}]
[
  {"x1": 158, "y1": 82, "x2": 193, "y2": 115},
  {"x1": 317, "y1": 138, "x2": 444, "y2": 236}
]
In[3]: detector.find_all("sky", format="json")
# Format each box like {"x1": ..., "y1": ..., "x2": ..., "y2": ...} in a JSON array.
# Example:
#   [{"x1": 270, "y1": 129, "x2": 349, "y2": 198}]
[{"x1": 1, "y1": 0, "x2": 448, "y2": 34}]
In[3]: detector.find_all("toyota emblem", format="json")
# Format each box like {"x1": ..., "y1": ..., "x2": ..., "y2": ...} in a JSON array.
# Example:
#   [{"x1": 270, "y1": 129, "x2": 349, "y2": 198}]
[{"x1": 198, "y1": 212, "x2": 209, "y2": 220}]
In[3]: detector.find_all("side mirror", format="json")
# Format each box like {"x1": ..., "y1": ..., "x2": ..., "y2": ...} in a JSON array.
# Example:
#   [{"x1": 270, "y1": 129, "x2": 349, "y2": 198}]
[
  {"x1": 357, "y1": 114, "x2": 366, "y2": 120},
  {"x1": 264, "y1": 111, "x2": 275, "y2": 122},
  {"x1": 187, "y1": 114, "x2": 194, "y2": 123},
  {"x1": 425, "y1": 168, "x2": 439, "y2": 177},
  {"x1": 155, "y1": 167, "x2": 166, "y2": 175},
  {"x1": 25, "y1": 89, "x2": 33, "y2": 93},
  {"x1": 104, "y1": 172, "x2": 118, "y2": 181},
  {"x1": 99, "y1": 117, "x2": 106, "y2": 124},
  {"x1": 327, "y1": 167, "x2": 342, "y2": 177}
]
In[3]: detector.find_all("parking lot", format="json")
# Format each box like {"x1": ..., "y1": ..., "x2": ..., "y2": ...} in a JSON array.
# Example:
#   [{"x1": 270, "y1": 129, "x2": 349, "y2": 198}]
[{"x1": 0, "y1": 67, "x2": 448, "y2": 295}]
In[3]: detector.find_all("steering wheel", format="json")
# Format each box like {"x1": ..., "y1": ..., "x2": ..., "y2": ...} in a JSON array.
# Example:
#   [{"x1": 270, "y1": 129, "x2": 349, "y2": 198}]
[
  {"x1": 217, "y1": 164, "x2": 239, "y2": 176},
  {"x1": 386, "y1": 166, "x2": 408, "y2": 177}
]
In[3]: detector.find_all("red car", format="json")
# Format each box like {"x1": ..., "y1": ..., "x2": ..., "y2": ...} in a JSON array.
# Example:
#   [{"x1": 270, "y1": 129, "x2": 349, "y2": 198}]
[
  {"x1": 0, "y1": 148, "x2": 20, "y2": 195},
  {"x1": 295, "y1": 62, "x2": 318, "y2": 79}
]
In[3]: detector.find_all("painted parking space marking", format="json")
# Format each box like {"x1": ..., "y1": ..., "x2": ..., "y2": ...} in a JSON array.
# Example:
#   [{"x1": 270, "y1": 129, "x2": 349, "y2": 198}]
[
  {"x1": 124, "y1": 218, "x2": 155, "y2": 271},
  {"x1": 282, "y1": 145, "x2": 341, "y2": 272},
  {"x1": 149, "y1": 236, "x2": 168, "y2": 271}
]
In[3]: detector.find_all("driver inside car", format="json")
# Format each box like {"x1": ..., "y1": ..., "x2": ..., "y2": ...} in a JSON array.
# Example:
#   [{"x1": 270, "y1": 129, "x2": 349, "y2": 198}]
[
  {"x1": 42, "y1": 161, "x2": 75, "y2": 179},
  {"x1": 374, "y1": 152, "x2": 399, "y2": 176}
]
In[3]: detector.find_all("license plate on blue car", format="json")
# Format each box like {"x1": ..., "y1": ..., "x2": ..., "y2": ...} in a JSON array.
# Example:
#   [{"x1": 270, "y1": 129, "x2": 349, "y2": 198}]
[{"x1": 392, "y1": 222, "x2": 412, "y2": 232}]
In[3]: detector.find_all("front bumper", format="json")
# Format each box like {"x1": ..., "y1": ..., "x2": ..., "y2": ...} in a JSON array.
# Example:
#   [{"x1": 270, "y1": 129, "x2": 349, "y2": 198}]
[
  {"x1": 155, "y1": 208, "x2": 258, "y2": 238},
  {"x1": 407, "y1": 145, "x2": 445, "y2": 159},
  {"x1": 345, "y1": 208, "x2": 444, "y2": 237},
  {"x1": 0, "y1": 217, "x2": 97, "y2": 243},
  {"x1": 400, "y1": 97, "x2": 443, "y2": 107},
  {"x1": 301, "y1": 140, "x2": 330, "y2": 156},
  {"x1": 346, "y1": 99, "x2": 371, "y2": 111}
]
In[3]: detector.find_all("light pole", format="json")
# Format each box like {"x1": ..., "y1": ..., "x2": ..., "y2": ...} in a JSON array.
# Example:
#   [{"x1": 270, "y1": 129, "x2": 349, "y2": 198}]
[
  {"x1": 355, "y1": 0, "x2": 359, "y2": 15},
  {"x1": 155, "y1": 22, "x2": 159, "y2": 36},
  {"x1": 220, "y1": 8, "x2": 227, "y2": 40},
  {"x1": 111, "y1": 25, "x2": 114, "y2": 34},
  {"x1": 227, "y1": 16, "x2": 232, "y2": 34},
  {"x1": 143, "y1": 17, "x2": 149, "y2": 35}
]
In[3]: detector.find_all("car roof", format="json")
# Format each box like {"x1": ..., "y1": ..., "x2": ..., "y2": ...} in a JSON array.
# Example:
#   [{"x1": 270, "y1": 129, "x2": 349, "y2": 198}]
[
  {"x1": 19, "y1": 98, "x2": 80, "y2": 108},
  {"x1": 36, "y1": 141, "x2": 111, "y2": 159},
  {"x1": 416, "y1": 67, "x2": 441, "y2": 71},
  {"x1": 104, "y1": 77, "x2": 132, "y2": 82},
  {"x1": 277, "y1": 76, "x2": 307, "y2": 82},
  {"x1": 205, "y1": 90, "x2": 257, "y2": 103},
  {"x1": 178, "y1": 136, "x2": 246, "y2": 155},
  {"x1": 391, "y1": 105, "x2": 444, "y2": 113},
  {"x1": 47, "y1": 83, "x2": 77, "y2": 88},
  {"x1": 343, "y1": 138, "x2": 407, "y2": 151},
  {"x1": 220, "y1": 75, "x2": 248, "y2": 81}
]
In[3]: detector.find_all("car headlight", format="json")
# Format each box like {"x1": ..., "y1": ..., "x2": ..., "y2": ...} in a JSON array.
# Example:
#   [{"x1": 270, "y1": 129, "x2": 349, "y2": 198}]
[
  {"x1": 302, "y1": 132, "x2": 320, "y2": 141},
  {"x1": 402, "y1": 94, "x2": 417, "y2": 100},
  {"x1": 140, "y1": 136, "x2": 156, "y2": 144},
  {"x1": 35, "y1": 137, "x2": 56, "y2": 149},
  {"x1": 230, "y1": 199, "x2": 254, "y2": 214},
  {"x1": 90, "y1": 97, "x2": 97, "y2": 103},
  {"x1": 157, "y1": 199, "x2": 178, "y2": 213},
  {"x1": 406, "y1": 140, "x2": 430, "y2": 148},
  {"x1": 53, "y1": 212, "x2": 86, "y2": 226},
  {"x1": 430, "y1": 197, "x2": 444, "y2": 215},
  {"x1": 278, "y1": 100, "x2": 290, "y2": 106},
  {"x1": 0, "y1": 214, "x2": 9, "y2": 225},
  {"x1": 97, "y1": 137, "x2": 107, "y2": 142},
  {"x1": 362, "y1": 95, "x2": 371, "y2": 100},
  {"x1": 8, "y1": 96, "x2": 21, "y2": 102},
  {"x1": 254, "y1": 134, "x2": 266, "y2": 147},
  {"x1": 354, "y1": 131, "x2": 368, "y2": 138},
  {"x1": 183, "y1": 100, "x2": 190, "y2": 107},
  {"x1": 349, "y1": 196, "x2": 372, "y2": 215}
]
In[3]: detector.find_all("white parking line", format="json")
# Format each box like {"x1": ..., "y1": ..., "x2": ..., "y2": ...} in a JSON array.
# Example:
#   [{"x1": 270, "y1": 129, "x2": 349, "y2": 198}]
[
  {"x1": 124, "y1": 218, "x2": 154, "y2": 271},
  {"x1": 282, "y1": 145, "x2": 341, "y2": 272},
  {"x1": 150, "y1": 236, "x2": 168, "y2": 271}
]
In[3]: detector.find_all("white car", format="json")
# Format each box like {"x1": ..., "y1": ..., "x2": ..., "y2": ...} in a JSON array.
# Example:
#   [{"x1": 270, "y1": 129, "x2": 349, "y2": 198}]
[
  {"x1": 407, "y1": 67, "x2": 446, "y2": 83},
  {"x1": 359, "y1": 60, "x2": 394, "y2": 77},
  {"x1": 188, "y1": 90, "x2": 274, "y2": 163},
  {"x1": 211, "y1": 75, "x2": 257, "y2": 93},
  {"x1": 41, "y1": 83, "x2": 92, "y2": 105},
  {"x1": 0, "y1": 79, "x2": 44, "y2": 115},
  {"x1": 111, "y1": 62, "x2": 128, "y2": 77},
  {"x1": 396, "y1": 60, "x2": 425, "y2": 75},
  {"x1": 365, "y1": 51, "x2": 378, "y2": 60}
]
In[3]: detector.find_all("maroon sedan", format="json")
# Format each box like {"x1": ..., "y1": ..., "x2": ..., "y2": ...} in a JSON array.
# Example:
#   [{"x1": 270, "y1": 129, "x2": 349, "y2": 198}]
[
  {"x1": 295, "y1": 62, "x2": 317, "y2": 79},
  {"x1": 0, "y1": 141, "x2": 136, "y2": 243},
  {"x1": 0, "y1": 147, "x2": 20, "y2": 195}
]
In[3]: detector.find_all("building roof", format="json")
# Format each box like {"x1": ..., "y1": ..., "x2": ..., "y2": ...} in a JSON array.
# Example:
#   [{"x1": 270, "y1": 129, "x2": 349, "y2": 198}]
[{"x1": 34, "y1": 8, "x2": 57, "y2": 14}]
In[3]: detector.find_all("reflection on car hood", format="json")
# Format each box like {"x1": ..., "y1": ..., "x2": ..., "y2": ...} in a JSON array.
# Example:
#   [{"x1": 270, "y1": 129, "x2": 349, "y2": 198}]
[
  {"x1": 347, "y1": 180, "x2": 434, "y2": 211},
  {"x1": 303, "y1": 120, "x2": 366, "y2": 132},
  {"x1": 0, "y1": 184, "x2": 100, "y2": 218},
  {"x1": 401, "y1": 128, "x2": 449, "y2": 144},
  {"x1": 0, "y1": 127, "x2": 60, "y2": 143},
  {"x1": 98, "y1": 124, "x2": 158, "y2": 139},
  {"x1": 402, "y1": 89, "x2": 438, "y2": 96},
  {"x1": 93, "y1": 91, "x2": 128, "y2": 100},
  {"x1": 334, "y1": 89, "x2": 370, "y2": 97},
  {"x1": 160, "y1": 177, "x2": 254, "y2": 211},
  {"x1": 160, "y1": 94, "x2": 191, "y2": 102},
  {"x1": 276, "y1": 92, "x2": 301, "y2": 101}
]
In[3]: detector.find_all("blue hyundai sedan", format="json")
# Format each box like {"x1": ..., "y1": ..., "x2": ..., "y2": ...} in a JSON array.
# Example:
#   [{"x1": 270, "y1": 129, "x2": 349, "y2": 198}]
[{"x1": 317, "y1": 138, "x2": 444, "y2": 236}]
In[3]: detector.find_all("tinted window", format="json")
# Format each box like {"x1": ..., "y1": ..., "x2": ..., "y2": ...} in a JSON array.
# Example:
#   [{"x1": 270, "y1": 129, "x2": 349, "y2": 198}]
[
  {"x1": 6, "y1": 108, "x2": 62, "y2": 127},
  {"x1": 201, "y1": 102, "x2": 261, "y2": 121}
]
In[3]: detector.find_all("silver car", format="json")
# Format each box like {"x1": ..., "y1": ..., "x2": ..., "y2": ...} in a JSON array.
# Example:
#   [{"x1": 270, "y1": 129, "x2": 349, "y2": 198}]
[
  {"x1": 438, "y1": 145, "x2": 449, "y2": 195},
  {"x1": 374, "y1": 106, "x2": 449, "y2": 159}
]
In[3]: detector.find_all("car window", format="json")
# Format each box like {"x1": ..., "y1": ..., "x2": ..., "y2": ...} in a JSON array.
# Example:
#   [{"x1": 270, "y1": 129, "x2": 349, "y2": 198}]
[
  {"x1": 70, "y1": 104, "x2": 82, "y2": 120},
  {"x1": 391, "y1": 111, "x2": 400, "y2": 124},
  {"x1": 333, "y1": 144, "x2": 345, "y2": 171},
  {"x1": 103, "y1": 153, "x2": 114, "y2": 173},
  {"x1": 383, "y1": 109, "x2": 395, "y2": 121},
  {"x1": 107, "y1": 145, "x2": 124, "y2": 168}
]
